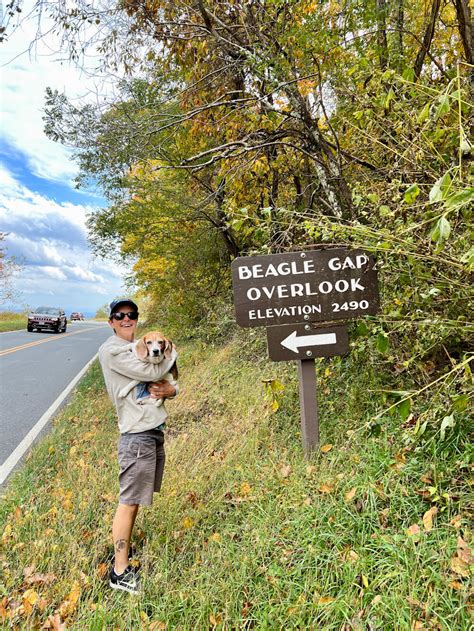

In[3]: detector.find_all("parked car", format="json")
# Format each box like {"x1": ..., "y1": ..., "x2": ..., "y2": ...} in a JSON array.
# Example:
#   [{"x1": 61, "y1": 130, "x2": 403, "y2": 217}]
[
  {"x1": 27, "y1": 307, "x2": 67, "y2": 333},
  {"x1": 70, "y1": 312, "x2": 85, "y2": 321}
]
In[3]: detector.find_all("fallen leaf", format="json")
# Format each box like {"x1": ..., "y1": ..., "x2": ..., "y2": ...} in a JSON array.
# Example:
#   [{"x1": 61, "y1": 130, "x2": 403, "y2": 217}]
[
  {"x1": 140, "y1": 611, "x2": 149, "y2": 624},
  {"x1": 100, "y1": 493, "x2": 116, "y2": 503},
  {"x1": 0, "y1": 598, "x2": 8, "y2": 621},
  {"x1": 240, "y1": 482, "x2": 252, "y2": 495},
  {"x1": 448, "y1": 580, "x2": 463, "y2": 590},
  {"x1": 209, "y1": 533, "x2": 222, "y2": 543},
  {"x1": 57, "y1": 581, "x2": 81, "y2": 617},
  {"x1": 317, "y1": 596, "x2": 336, "y2": 605},
  {"x1": 407, "y1": 523, "x2": 421, "y2": 536},
  {"x1": 42, "y1": 613, "x2": 66, "y2": 630},
  {"x1": 24, "y1": 571, "x2": 57, "y2": 586},
  {"x1": 320, "y1": 444, "x2": 333, "y2": 453},
  {"x1": 450, "y1": 556, "x2": 469, "y2": 577},
  {"x1": 149, "y1": 622, "x2": 166, "y2": 630},
  {"x1": 22, "y1": 589, "x2": 39, "y2": 614},
  {"x1": 422, "y1": 506, "x2": 438, "y2": 532},
  {"x1": 182, "y1": 516, "x2": 194, "y2": 529},
  {"x1": 450, "y1": 515, "x2": 461, "y2": 529},
  {"x1": 348, "y1": 550, "x2": 359, "y2": 562},
  {"x1": 280, "y1": 465, "x2": 292, "y2": 478},
  {"x1": 2, "y1": 523, "x2": 12, "y2": 545},
  {"x1": 370, "y1": 483, "x2": 387, "y2": 499},
  {"x1": 96, "y1": 563, "x2": 108, "y2": 579},
  {"x1": 345, "y1": 487, "x2": 357, "y2": 501},
  {"x1": 371, "y1": 595, "x2": 382, "y2": 606},
  {"x1": 209, "y1": 612, "x2": 222, "y2": 626},
  {"x1": 457, "y1": 537, "x2": 474, "y2": 565},
  {"x1": 318, "y1": 483, "x2": 334, "y2": 494}
]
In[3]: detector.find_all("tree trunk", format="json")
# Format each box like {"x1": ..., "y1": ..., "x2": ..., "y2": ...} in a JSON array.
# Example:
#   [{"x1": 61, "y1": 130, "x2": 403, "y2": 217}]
[
  {"x1": 376, "y1": 0, "x2": 389, "y2": 70},
  {"x1": 395, "y1": 0, "x2": 404, "y2": 69},
  {"x1": 215, "y1": 185, "x2": 240, "y2": 259},
  {"x1": 453, "y1": 0, "x2": 473, "y2": 67},
  {"x1": 414, "y1": 0, "x2": 442, "y2": 79}
]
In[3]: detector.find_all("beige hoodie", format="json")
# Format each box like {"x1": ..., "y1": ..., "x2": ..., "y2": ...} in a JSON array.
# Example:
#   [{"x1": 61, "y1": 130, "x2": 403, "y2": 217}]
[{"x1": 98, "y1": 335, "x2": 178, "y2": 434}]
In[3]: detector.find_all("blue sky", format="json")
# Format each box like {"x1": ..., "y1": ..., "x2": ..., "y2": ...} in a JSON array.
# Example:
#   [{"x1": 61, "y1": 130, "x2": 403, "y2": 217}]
[{"x1": 0, "y1": 5, "x2": 129, "y2": 316}]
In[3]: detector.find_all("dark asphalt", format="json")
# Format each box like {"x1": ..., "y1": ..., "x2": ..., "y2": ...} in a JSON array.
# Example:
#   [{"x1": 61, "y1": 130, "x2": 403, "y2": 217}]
[{"x1": 0, "y1": 321, "x2": 111, "y2": 467}]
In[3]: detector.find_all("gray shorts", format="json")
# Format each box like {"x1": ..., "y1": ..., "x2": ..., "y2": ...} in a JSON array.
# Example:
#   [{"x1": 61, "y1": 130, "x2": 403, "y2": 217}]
[{"x1": 117, "y1": 428, "x2": 165, "y2": 506}]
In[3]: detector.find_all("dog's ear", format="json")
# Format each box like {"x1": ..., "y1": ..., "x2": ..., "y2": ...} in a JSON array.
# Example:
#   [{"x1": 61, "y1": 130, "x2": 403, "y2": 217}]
[
  {"x1": 135, "y1": 337, "x2": 148, "y2": 359},
  {"x1": 164, "y1": 339, "x2": 173, "y2": 360},
  {"x1": 170, "y1": 362, "x2": 178, "y2": 381}
]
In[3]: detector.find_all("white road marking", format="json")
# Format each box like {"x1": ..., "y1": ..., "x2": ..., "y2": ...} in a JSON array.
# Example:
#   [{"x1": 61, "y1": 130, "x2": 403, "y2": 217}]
[{"x1": 0, "y1": 353, "x2": 99, "y2": 486}]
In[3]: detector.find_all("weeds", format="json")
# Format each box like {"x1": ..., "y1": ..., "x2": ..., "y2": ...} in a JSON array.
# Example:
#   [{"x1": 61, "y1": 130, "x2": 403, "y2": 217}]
[{"x1": 0, "y1": 334, "x2": 471, "y2": 629}]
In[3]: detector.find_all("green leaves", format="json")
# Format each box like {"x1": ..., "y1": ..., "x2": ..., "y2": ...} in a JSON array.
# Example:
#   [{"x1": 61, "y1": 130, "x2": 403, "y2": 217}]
[
  {"x1": 404, "y1": 184, "x2": 420, "y2": 204},
  {"x1": 460, "y1": 246, "x2": 474, "y2": 271},
  {"x1": 434, "y1": 94, "x2": 450, "y2": 121},
  {"x1": 429, "y1": 172, "x2": 452, "y2": 203},
  {"x1": 440, "y1": 414, "x2": 455, "y2": 440},
  {"x1": 376, "y1": 332, "x2": 389, "y2": 354},
  {"x1": 429, "y1": 216, "x2": 451, "y2": 245},
  {"x1": 444, "y1": 187, "x2": 474, "y2": 210},
  {"x1": 417, "y1": 102, "x2": 430, "y2": 124}
]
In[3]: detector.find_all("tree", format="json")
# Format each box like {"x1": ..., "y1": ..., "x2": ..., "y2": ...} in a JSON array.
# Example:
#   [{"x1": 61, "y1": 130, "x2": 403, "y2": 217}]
[
  {"x1": 9, "y1": 0, "x2": 472, "y2": 355},
  {"x1": 0, "y1": 233, "x2": 22, "y2": 305}
]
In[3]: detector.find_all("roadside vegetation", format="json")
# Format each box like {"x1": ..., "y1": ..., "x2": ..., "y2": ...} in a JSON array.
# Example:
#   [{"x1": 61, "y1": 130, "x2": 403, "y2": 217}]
[
  {"x1": 0, "y1": 311, "x2": 27, "y2": 333},
  {"x1": 1, "y1": 1, "x2": 472, "y2": 628},
  {"x1": 0, "y1": 328, "x2": 471, "y2": 629}
]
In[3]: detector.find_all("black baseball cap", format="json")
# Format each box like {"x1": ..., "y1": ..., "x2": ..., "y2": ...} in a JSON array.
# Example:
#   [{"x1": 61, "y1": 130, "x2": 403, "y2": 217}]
[{"x1": 109, "y1": 298, "x2": 139, "y2": 317}]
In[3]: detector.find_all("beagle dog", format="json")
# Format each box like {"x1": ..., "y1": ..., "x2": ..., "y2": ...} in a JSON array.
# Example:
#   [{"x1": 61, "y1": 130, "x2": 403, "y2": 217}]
[
  {"x1": 135, "y1": 331, "x2": 178, "y2": 380},
  {"x1": 111, "y1": 330, "x2": 178, "y2": 406}
]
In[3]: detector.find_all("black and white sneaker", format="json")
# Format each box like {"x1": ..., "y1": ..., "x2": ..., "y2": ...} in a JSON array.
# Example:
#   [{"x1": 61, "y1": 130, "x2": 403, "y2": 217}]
[{"x1": 109, "y1": 565, "x2": 140, "y2": 594}]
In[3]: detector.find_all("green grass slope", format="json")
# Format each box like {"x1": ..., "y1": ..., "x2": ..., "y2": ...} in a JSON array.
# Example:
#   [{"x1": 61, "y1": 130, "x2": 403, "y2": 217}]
[
  {"x1": 0, "y1": 332, "x2": 472, "y2": 629},
  {"x1": 0, "y1": 312, "x2": 27, "y2": 332}
]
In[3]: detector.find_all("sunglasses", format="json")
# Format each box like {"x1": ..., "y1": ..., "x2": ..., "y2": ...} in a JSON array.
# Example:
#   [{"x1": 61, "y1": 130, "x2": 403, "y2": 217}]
[{"x1": 111, "y1": 311, "x2": 139, "y2": 321}]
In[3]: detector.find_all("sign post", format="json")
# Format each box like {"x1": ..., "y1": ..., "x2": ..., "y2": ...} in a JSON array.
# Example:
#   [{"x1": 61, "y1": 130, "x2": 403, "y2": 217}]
[
  {"x1": 231, "y1": 247, "x2": 380, "y2": 456},
  {"x1": 297, "y1": 359, "x2": 319, "y2": 455}
]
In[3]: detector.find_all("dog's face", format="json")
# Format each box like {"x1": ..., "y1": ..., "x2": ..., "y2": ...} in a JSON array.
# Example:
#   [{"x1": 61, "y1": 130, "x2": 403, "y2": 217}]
[{"x1": 135, "y1": 331, "x2": 173, "y2": 363}]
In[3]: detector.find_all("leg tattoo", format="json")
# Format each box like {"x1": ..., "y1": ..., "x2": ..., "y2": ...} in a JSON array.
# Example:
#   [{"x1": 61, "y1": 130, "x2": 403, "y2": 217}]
[{"x1": 115, "y1": 538, "x2": 128, "y2": 553}]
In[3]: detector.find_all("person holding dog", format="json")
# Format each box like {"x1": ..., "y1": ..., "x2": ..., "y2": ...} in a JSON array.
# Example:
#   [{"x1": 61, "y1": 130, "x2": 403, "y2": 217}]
[{"x1": 98, "y1": 298, "x2": 178, "y2": 594}]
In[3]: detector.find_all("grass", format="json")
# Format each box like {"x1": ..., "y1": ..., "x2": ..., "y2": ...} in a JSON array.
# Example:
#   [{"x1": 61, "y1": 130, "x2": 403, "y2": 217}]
[
  {"x1": 0, "y1": 311, "x2": 27, "y2": 332},
  {"x1": 0, "y1": 330, "x2": 472, "y2": 629}
]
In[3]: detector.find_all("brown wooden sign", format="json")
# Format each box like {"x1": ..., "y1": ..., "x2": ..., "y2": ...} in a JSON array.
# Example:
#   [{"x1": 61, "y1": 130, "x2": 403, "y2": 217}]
[
  {"x1": 231, "y1": 248, "x2": 379, "y2": 328},
  {"x1": 267, "y1": 323, "x2": 349, "y2": 362}
]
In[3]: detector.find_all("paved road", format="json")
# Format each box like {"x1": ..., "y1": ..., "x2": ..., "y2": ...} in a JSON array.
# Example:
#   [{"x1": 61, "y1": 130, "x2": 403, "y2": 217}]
[{"x1": 0, "y1": 321, "x2": 111, "y2": 479}]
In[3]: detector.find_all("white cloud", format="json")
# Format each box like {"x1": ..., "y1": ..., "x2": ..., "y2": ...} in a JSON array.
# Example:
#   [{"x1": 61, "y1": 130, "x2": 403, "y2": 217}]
[
  {"x1": 0, "y1": 5, "x2": 131, "y2": 314},
  {"x1": 0, "y1": 167, "x2": 128, "y2": 313},
  {"x1": 42, "y1": 266, "x2": 67, "y2": 280},
  {"x1": 1, "y1": 7, "x2": 87, "y2": 183},
  {"x1": 66, "y1": 266, "x2": 105, "y2": 283}
]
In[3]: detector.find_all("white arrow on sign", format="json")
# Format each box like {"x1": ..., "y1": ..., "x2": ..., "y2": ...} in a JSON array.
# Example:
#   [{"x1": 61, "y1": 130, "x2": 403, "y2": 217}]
[{"x1": 281, "y1": 331, "x2": 337, "y2": 353}]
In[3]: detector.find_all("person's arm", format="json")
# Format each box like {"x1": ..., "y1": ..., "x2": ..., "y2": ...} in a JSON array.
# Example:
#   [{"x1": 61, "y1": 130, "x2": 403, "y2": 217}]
[
  {"x1": 148, "y1": 380, "x2": 179, "y2": 399},
  {"x1": 109, "y1": 348, "x2": 178, "y2": 382}
]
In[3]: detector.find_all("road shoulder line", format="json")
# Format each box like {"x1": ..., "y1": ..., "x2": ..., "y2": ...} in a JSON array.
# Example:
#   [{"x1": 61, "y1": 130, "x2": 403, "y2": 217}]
[{"x1": 0, "y1": 353, "x2": 99, "y2": 486}]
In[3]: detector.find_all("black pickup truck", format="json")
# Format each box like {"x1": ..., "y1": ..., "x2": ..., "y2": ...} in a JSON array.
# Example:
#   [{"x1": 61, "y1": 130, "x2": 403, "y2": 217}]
[{"x1": 27, "y1": 307, "x2": 67, "y2": 333}]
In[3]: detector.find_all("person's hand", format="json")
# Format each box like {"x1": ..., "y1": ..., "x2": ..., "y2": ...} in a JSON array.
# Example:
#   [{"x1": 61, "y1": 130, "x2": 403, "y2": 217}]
[{"x1": 147, "y1": 380, "x2": 176, "y2": 399}]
